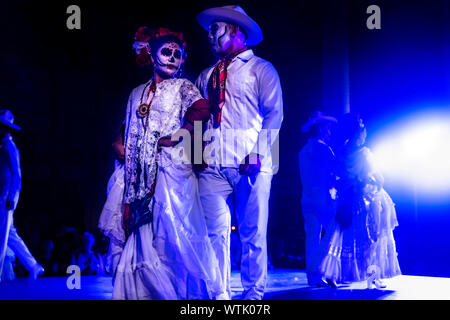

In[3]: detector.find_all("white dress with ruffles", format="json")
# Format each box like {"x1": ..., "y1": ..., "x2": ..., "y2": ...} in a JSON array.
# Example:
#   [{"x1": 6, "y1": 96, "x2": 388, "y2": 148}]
[
  {"x1": 99, "y1": 78, "x2": 222, "y2": 299},
  {"x1": 318, "y1": 146, "x2": 401, "y2": 282}
]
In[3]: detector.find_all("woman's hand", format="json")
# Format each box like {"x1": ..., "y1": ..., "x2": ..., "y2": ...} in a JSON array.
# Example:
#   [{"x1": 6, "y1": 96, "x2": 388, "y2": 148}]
[
  {"x1": 112, "y1": 140, "x2": 125, "y2": 163},
  {"x1": 112, "y1": 129, "x2": 125, "y2": 163}
]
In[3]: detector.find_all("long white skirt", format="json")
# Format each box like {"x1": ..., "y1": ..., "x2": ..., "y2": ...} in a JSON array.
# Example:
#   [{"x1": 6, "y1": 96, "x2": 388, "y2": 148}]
[
  {"x1": 98, "y1": 163, "x2": 126, "y2": 248},
  {"x1": 319, "y1": 188, "x2": 401, "y2": 283},
  {"x1": 1, "y1": 247, "x2": 15, "y2": 281},
  {"x1": 112, "y1": 147, "x2": 223, "y2": 300},
  {"x1": 98, "y1": 163, "x2": 126, "y2": 281},
  {"x1": 367, "y1": 189, "x2": 401, "y2": 279}
]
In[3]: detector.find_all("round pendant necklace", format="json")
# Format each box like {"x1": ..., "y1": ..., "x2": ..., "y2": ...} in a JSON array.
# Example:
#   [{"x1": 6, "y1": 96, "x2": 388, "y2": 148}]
[{"x1": 137, "y1": 80, "x2": 156, "y2": 121}]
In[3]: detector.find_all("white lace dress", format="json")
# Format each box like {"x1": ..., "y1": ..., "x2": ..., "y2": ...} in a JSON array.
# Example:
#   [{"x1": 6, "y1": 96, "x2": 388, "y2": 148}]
[
  {"x1": 365, "y1": 185, "x2": 401, "y2": 279},
  {"x1": 100, "y1": 78, "x2": 222, "y2": 299},
  {"x1": 319, "y1": 147, "x2": 401, "y2": 282},
  {"x1": 98, "y1": 160, "x2": 126, "y2": 248}
]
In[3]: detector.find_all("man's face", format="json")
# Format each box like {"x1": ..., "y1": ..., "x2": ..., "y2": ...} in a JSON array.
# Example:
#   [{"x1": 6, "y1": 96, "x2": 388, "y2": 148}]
[
  {"x1": 320, "y1": 123, "x2": 332, "y2": 143},
  {"x1": 0, "y1": 125, "x2": 9, "y2": 137},
  {"x1": 153, "y1": 42, "x2": 183, "y2": 78},
  {"x1": 208, "y1": 21, "x2": 233, "y2": 56}
]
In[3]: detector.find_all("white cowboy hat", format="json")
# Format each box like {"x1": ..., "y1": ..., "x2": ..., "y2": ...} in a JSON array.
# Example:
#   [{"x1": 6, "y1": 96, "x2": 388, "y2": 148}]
[
  {"x1": 196, "y1": 5, "x2": 263, "y2": 46},
  {"x1": 0, "y1": 109, "x2": 21, "y2": 131},
  {"x1": 301, "y1": 110, "x2": 337, "y2": 132}
]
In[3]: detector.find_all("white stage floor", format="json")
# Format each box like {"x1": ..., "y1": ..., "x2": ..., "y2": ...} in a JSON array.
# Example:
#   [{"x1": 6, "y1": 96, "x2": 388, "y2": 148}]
[{"x1": 0, "y1": 269, "x2": 449, "y2": 300}]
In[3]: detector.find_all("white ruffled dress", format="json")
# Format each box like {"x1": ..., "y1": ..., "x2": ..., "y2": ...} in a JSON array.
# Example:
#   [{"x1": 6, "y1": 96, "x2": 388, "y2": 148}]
[
  {"x1": 99, "y1": 78, "x2": 222, "y2": 299},
  {"x1": 318, "y1": 147, "x2": 401, "y2": 282}
]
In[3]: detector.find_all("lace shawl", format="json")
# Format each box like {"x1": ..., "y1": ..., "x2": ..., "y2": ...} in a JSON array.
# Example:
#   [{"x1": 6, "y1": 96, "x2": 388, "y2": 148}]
[{"x1": 123, "y1": 78, "x2": 203, "y2": 204}]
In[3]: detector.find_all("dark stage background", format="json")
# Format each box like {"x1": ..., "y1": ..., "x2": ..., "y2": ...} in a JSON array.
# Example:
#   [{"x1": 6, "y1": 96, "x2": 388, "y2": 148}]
[{"x1": 1, "y1": 0, "x2": 449, "y2": 277}]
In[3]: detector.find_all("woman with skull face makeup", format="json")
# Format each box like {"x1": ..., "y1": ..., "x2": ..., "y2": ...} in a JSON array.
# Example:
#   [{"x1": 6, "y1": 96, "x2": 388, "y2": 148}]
[
  {"x1": 99, "y1": 28, "x2": 223, "y2": 300},
  {"x1": 149, "y1": 34, "x2": 186, "y2": 80}
]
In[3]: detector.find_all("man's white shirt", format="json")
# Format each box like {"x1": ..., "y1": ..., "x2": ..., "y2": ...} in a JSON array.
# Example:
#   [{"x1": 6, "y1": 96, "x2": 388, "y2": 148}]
[{"x1": 195, "y1": 49, "x2": 283, "y2": 174}]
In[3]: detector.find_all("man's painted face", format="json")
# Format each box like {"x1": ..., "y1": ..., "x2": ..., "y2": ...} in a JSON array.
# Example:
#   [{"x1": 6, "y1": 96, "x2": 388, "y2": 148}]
[
  {"x1": 320, "y1": 123, "x2": 332, "y2": 143},
  {"x1": 153, "y1": 42, "x2": 183, "y2": 78},
  {"x1": 0, "y1": 124, "x2": 10, "y2": 137},
  {"x1": 208, "y1": 21, "x2": 233, "y2": 56}
]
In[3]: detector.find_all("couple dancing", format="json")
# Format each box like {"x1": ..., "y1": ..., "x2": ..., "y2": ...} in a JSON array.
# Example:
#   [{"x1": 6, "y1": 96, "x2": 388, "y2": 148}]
[
  {"x1": 299, "y1": 111, "x2": 401, "y2": 288},
  {"x1": 98, "y1": 5, "x2": 283, "y2": 300}
]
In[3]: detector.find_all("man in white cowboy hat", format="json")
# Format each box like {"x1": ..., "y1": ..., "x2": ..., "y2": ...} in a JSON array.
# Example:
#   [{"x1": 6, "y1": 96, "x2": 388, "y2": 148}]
[
  {"x1": 195, "y1": 5, "x2": 283, "y2": 299},
  {"x1": 298, "y1": 110, "x2": 338, "y2": 288},
  {"x1": 0, "y1": 109, "x2": 44, "y2": 281}
]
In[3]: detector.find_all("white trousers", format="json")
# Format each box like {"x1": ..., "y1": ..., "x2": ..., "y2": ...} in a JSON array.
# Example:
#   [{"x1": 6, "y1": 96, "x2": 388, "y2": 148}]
[
  {"x1": 198, "y1": 166, "x2": 272, "y2": 300},
  {"x1": 303, "y1": 207, "x2": 338, "y2": 278},
  {"x1": 303, "y1": 211, "x2": 323, "y2": 275},
  {"x1": 0, "y1": 209, "x2": 12, "y2": 277},
  {"x1": 0, "y1": 209, "x2": 38, "y2": 279}
]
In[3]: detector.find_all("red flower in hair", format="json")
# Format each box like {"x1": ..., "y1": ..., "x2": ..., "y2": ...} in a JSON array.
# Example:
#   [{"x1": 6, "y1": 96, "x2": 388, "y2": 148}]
[
  {"x1": 136, "y1": 51, "x2": 151, "y2": 67},
  {"x1": 133, "y1": 26, "x2": 186, "y2": 67},
  {"x1": 135, "y1": 26, "x2": 152, "y2": 42},
  {"x1": 156, "y1": 27, "x2": 184, "y2": 41}
]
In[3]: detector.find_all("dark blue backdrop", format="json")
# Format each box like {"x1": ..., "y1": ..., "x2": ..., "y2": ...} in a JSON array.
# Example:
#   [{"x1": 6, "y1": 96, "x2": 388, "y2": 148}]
[{"x1": 0, "y1": 0, "x2": 449, "y2": 277}]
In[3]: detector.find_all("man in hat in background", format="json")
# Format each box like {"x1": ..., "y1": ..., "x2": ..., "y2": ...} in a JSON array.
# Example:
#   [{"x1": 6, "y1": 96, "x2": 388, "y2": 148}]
[
  {"x1": 298, "y1": 110, "x2": 338, "y2": 288},
  {"x1": 0, "y1": 109, "x2": 44, "y2": 281},
  {"x1": 195, "y1": 5, "x2": 283, "y2": 299}
]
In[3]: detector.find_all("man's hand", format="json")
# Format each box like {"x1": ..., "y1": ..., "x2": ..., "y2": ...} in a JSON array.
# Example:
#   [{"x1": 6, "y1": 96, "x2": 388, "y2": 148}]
[
  {"x1": 239, "y1": 153, "x2": 262, "y2": 176},
  {"x1": 5, "y1": 200, "x2": 14, "y2": 211},
  {"x1": 157, "y1": 135, "x2": 181, "y2": 151},
  {"x1": 112, "y1": 140, "x2": 125, "y2": 163}
]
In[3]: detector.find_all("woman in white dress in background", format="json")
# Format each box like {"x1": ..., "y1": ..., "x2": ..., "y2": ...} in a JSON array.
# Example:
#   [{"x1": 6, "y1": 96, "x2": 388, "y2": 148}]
[
  {"x1": 98, "y1": 123, "x2": 125, "y2": 280},
  {"x1": 319, "y1": 113, "x2": 401, "y2": 286}
]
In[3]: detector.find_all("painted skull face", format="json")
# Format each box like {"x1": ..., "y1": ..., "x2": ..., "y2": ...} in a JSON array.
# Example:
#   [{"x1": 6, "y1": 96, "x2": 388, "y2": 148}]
[
  {"x1": 154, "y1": 42, "x2": 183, "y2": 78},
  {"x1": 208, "y1": 21, "x2": 233, "y2": 56},
  {"x1": 358, "y1": 127, "x2": 367, "y2": 146}
]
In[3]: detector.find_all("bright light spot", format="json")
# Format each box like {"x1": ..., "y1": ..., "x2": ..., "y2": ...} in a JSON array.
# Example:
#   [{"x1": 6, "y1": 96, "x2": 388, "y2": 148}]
[
  {"x1": 372, "y1": 112, "x2": 450, "y2": 194},
  {"x1": 231, "y1": 225, "x2": 236, "y2": 231}
]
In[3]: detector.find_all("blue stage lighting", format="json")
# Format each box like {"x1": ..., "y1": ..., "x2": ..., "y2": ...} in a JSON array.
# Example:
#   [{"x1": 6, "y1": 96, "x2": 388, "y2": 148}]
[{"x1": 372, "y1": 110, "x2": 450, "y2": 195}]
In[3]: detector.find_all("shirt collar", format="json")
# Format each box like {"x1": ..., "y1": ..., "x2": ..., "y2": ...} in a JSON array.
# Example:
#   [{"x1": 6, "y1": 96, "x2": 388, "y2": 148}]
[
  {"x1": 214, "y1": 49, "x2": 254, "y2": 67},
  {"x1": 1, "y1": 135, "x2": 12, "y2": 143},
  {"x1": 233, "y1": 48, "x2": 254, "y2": 62},
  {"x1": 315, "y1": 138, "x2": 335, "y2": 156},
  {"x1": 233, "y1": 49, "x2": 254, "y2": 62},
  {"x1": 310, "y1": 138, "x2": 330, "y2": 147}
]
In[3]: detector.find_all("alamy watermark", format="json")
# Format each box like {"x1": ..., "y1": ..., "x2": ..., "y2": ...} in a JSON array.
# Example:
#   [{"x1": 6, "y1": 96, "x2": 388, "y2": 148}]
[
  {"x1": 66, "y1": 5, "x2": 380, "y2": 31},
  {"x1": 66, "y1": 5, "x2": 81, "y2": 30},
  {"x1": 366, "y1": 264, "x2": 382, "y2": 289},
  {"x1": 159, "y1": 122, "x2": 281, "y2": 174},
  {"x1": 367, "y1": 5, "x2": 381, "y2": 30},
  {"x1": 66, "y1": 265, "x2": 81, "y2": 289}
]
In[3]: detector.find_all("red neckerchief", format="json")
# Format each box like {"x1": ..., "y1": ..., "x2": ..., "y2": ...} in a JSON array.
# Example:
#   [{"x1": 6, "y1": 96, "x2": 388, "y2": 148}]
[{"x1": 207, "y1": 47, "x2": 248, "y2": 126}]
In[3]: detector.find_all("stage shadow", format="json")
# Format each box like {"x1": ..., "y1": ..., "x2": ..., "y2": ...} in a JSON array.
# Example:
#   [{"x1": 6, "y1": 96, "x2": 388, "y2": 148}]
[
  {"x1": 263, "y1": 287, "x2": 396, "y2": 300},
  {"x1": 0, "y1": 276, "x2": 113, "y2": 300}
]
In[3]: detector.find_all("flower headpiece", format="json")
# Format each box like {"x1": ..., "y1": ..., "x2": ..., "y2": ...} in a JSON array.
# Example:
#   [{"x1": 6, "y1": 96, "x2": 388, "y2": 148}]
[
  {"x1": 339, "y1": 112, "x2": 366, "y2": 144},
  {"x1": 133, "y1": 26, "x2": 187, "y2": 67}
]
